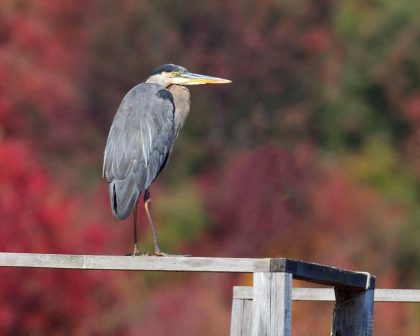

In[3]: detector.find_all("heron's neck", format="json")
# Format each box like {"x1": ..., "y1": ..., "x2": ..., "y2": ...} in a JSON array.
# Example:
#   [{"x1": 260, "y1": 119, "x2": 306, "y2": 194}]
[{"x1": 168, "y1": 85, "x2": 191, "y2": 138}]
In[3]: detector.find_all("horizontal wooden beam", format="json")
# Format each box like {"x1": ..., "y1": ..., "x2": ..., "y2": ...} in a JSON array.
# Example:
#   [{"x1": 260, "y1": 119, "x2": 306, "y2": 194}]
[
  {"x1": 0, "y1": 253, "x2": 271, "y2": 272},
  {"x1": 0, "y1": 253, "x2": 372, "y2": 290},
  {"x1": 233, "y1": 286, "x2": 420, "y2": 302},
  {"x1": 373, "y1": 289, "x2": 420, "y2": 302},
  {"x1": 270, "y1": 259, "x2": 372, "y2": 289}
]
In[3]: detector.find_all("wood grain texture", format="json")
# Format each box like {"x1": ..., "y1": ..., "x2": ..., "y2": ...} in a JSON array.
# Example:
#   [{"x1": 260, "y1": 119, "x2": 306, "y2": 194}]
[
  {"x1": 242, "y1": 299, "x2": 253, "y2": 336},
  {"x1": 332, "y1": 289, "x2": 375, "y2": 336},
  {"x1": 230, "y1": 299, "x2": 245, "y2": 336},
  {"x1": 233, "y1": 287, "x2": 420, "y2": 302},
  {"x1": 251, "y1": 272, "x2": 292, "y2": 336},
  {"x1": 251, "y1": 273, "x2": 271, "y2": 336},
  {"x1": 373, "y1": 289, "x2": 420, "y2": 302},
  {"x1": 230, "y1": 298, "x2": 253, "y2": 336},
  {"x1": 0, "y1": 252, "x2": 375, "y2": 290},
  {"x1": 270, "y1": 259, "x2": 371, "y2": 289},
  {"x1": 0, "y1": 253, "x2": 270, "y2": 272},
  {"x1": 332, "y1": 277, "x2": 375, "y2": 336}
]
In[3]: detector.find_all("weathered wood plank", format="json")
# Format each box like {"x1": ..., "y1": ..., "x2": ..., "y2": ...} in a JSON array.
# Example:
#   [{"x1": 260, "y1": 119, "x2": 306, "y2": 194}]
[
  {"x1": 230, "y1": 298, "x2": 253, "y2": 336},
  {"x1": 331, "y1": 277, "x2": 375, "y2": 336},
  {"x1": 233, "y1": 287, "x2": 420, "y2": 302},
  {"x1": 270, "y1": 259, "x2": 371, "y2": 289},
  {"x1": 234, "y1": 286, "x2": 253, "y2": 300},
  {"x1": 0, "y1": 252, "x2": 374, "y2": 291},
  {"x1": 270, "y1": 273, "x2": 292, "y2": 335},
  {"x1": 230, "y1": 298, "x2": 245, "y2": 336},
  {"x1": 293, "y1": 288, "x2": 334, "y2": 301},
  {"x1": 242, "y1": 299, "x2": 253, "y2": 336},
  {"x1": 0, "y1": 253, "x2": 271, "y2": 273},
  {"x1": 251, "y1": 272, "x2": 292, "y2": 336},
  {"x1": 235, "y1": 286, "x2": 336, "y2": 301},
  {"x1": 373, "y1": 289, "x2": 420, "y2": 302},
  {"x1": 251, "y1": 273, "x2": 271, "y2": 336}
]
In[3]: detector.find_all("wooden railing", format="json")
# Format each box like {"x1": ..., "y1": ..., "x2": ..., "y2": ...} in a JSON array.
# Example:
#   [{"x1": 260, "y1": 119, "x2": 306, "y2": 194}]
[{"x1": 0, "y1": 253, "x2": 419, "y2": 336}]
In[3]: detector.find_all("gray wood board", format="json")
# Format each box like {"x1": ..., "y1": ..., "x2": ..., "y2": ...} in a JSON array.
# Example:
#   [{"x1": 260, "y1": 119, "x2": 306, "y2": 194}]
[
  {"x1": 0, "y1": 253, "x2": 270, "y2": 272},
  {"x1": 251, "y1": 272, "x2": 292, "y2": 336},
  {"x1": 230, "y1": 298, "x2": 253, "y2": 336},
  {"x1": 233, "y1": 286, "x2": 420, "y2": 302},
  {"x1": 0, "y1": 253, "x2": 375, "y2": 290},
  {"x1": 270, "y1": 259, "x2": 372, "y2": 289},
  {"x1": 332, "y1": 286, "x2": 375, "y2": 336}
]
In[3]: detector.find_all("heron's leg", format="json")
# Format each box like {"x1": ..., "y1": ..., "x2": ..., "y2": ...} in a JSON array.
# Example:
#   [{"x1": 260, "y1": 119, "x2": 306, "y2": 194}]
[
  {"x1": 132, "y1": 201, "x2": 141, "y2": 255},
  {"x1": 144, "y1": 189, "x2": 167, "y2": 256}
]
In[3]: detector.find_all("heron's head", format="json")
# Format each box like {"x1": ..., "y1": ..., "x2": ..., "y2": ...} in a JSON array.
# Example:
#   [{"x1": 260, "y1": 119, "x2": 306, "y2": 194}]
[{"x1": 146, "y1": 64, "x2": 231, "y2": 87}]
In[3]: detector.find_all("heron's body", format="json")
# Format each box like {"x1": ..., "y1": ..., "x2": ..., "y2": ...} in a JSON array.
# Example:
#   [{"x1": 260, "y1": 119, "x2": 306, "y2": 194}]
[
  {"x1": 103, "y1": 83, "x2": 190, "y2": 220},
  {"x1": 103, "y1": 64, "x2": 230, "y2": 255}
]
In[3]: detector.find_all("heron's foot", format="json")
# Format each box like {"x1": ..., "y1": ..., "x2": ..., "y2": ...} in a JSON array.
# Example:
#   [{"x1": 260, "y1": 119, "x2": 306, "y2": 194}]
[
  {"x1": 126, "y1": 251, "x2": 151, "y2": 256},
  {"x1": 154, "y1": 247, "x2": 191, "y2": 257},
  {"x1": 154, "y1": 246, "x2": 170, "y2": 256},
  {"x1": 126, "y1": 244, "x2": 151, "y2": 256},
  {"x1": 154, "y1": 249, "x2": 169, "y2": 257}
]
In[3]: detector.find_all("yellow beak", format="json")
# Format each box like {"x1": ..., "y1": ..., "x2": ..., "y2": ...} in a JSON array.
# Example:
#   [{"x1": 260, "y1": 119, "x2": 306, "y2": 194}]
[{"x1": 173, "y1": 72, "x2": 232, "y2": 85}]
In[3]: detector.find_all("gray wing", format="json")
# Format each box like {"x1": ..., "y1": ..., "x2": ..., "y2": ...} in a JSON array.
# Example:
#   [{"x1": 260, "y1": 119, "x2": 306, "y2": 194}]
[{"x1": 103, "y1": 83, "x2": 175, "y2": 220}]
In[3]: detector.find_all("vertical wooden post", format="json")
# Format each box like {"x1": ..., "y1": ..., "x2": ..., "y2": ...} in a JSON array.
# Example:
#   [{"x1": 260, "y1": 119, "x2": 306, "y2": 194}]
[
  {"x1": 230, "y1": 296, "x2": 253, "y2": 336},
  {"x1": 251, "y1": 272, "x2": 292, "y2": 336},
  {"x1": 242, "y1": 299, "x2": 253, "y2": 335},
  {"x1": 230, "y1": 298, "x2": 244, "y2": 336},
  {"x1": 331, "y1": 277, "x2": 375, "y2": 336}
]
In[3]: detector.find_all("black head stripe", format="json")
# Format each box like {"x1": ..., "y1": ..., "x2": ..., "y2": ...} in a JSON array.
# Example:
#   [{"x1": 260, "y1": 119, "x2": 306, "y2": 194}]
[{"x1": 151, "y1": 64, "x2": 187, "y2": 76}]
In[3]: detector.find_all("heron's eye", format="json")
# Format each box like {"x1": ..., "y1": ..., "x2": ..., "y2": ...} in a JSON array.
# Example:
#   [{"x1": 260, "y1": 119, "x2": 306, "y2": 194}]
[{"x1": 172, "y1": 71, "x2": 180, "y2": 77}]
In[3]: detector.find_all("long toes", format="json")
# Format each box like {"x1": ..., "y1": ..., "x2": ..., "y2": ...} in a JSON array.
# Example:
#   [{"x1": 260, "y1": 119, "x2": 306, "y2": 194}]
[
  {"x1": 154, "y1": 250, "x2": 191, "y2": 257},
  {"x1": 135, "y1": 252, "x2": 151, "y2": 256},
  {"x1": 154, "y1": 250, "x2": 169, "y2": 257},
  {"x1": 126, "y1": 251, "x2": 151, "y2": 256}
]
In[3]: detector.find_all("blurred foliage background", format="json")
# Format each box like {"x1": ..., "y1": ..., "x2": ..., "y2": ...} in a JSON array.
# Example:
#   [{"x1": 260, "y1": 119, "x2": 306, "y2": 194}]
[{"x1": 0, "y1": 0, "x2": 419, "y2": 335}]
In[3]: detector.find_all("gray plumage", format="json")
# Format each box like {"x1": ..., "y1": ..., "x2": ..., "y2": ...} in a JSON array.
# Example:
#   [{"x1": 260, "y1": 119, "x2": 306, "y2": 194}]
[
  {"x1": 103, "y1": 83, "x2": 178, "y2": 220},
  {"x1": 102, "y1": 64, "x2": 230, "y2": 255}
]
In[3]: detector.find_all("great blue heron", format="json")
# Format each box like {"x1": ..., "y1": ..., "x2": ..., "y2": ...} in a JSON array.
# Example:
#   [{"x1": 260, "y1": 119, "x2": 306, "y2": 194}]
[{"x1": 103, "y1": 64, "x2": 231, "y2": 255}]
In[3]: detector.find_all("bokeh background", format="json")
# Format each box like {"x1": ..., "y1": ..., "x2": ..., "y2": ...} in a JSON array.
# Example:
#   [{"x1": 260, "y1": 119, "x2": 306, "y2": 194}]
[{"x1": 0, "y1": 0, "x2": 419, "y2": 335}]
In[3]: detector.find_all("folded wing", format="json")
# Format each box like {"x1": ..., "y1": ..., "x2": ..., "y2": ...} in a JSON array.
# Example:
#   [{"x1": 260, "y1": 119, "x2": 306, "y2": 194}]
[{"x1": 103, "y1": 83, "x2": 175, "y2": 220}]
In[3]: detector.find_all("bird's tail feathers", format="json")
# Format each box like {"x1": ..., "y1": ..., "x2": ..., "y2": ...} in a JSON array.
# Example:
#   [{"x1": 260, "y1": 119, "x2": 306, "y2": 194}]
[{"x1": 109, "y1": 176, "x2": 141, "y2": 220}]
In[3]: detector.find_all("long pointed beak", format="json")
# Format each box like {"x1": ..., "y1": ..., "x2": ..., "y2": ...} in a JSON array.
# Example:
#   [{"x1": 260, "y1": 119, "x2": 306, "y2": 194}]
[{"x1": 175, "y1": 72, "x2": 232, "y2": 85}]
